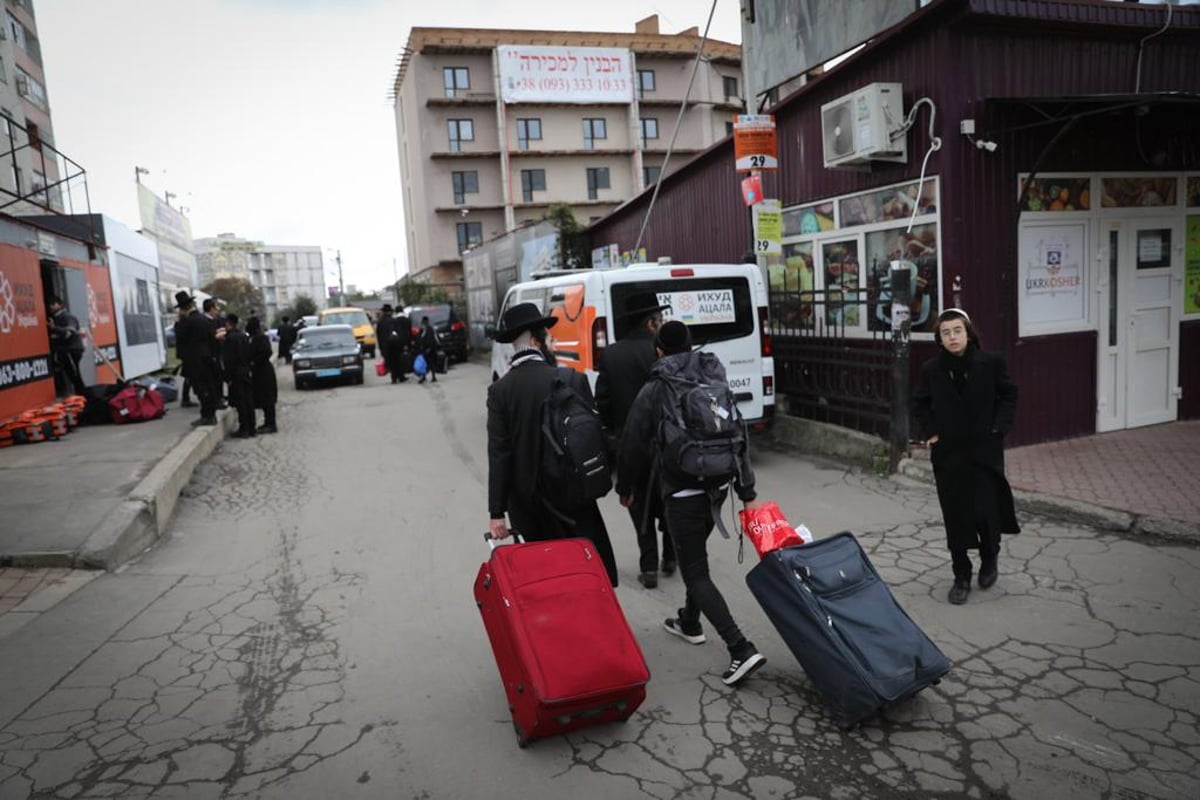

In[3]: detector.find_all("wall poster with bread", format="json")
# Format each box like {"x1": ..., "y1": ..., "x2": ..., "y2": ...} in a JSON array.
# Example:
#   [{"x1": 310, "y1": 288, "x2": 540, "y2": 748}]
[{"x1": 1186, "y1": 215, "x2": 1200, "y2": 316}]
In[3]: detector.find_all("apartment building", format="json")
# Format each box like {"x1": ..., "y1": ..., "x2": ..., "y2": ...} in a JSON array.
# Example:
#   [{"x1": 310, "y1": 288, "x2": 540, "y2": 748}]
[
  {"x1": 391, "y1": 15, "x2": 742, "y2": 287},
  {"x1": 0, "y1": 0, "x2": 63, "y2": 213},
  {"x1": 193, "y1": 233, "x2": 327, "y2": 321}
]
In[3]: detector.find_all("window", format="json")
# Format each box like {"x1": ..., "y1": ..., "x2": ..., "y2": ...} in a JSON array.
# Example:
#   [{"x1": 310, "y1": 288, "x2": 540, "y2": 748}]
[
  {"x1": 443, "y1": 67, "x2": 469, "y2": 98},
  {"x1": 643, "y1": 166, "x2": 661, "y2": 186},
  {"x1": 456, "y1": 221, "x2": 483, "y2": 252},
  {"x1": 725, "y1": 120, "x2": 735, "y2": 136},
  {"x1": 723, "y1": 75, "x2": 739, "y2": 99},
  {"x1": 582, "y1": 118, "x2": 607, "y2": 150},
  {"x1": 640, "y1": 118, "x2": 659, "y2": 145},
  {"x1": 516, "y1": 117, "x2": 541, "y2": 151},
  {"x1": 451, "y1": 170, "x2": 478, "y2": 204},
  {"x1": 14, "y1": 66, "x2": 46, "y2": 110},
  {"x1": 447, "y1": 119, "x2": 474, "y2": 152},
  {"x1": 637, "y1": 69, "x2": 655, "y2": 97},
  {"x1": 520, "y1": 169, "x2": 546, "y2": 203},
  {"x1": 586, "y1": 167, "x2": 610, "y2": 200}
]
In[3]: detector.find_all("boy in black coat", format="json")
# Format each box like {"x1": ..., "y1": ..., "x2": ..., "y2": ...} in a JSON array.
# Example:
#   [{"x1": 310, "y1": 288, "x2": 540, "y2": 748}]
[{"x1": 913, "y1": 308, "x2": 1019, "y2": 605}]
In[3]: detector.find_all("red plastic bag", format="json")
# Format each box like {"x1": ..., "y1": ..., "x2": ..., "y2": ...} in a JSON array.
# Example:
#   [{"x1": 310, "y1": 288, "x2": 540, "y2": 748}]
[
  {"x1": 740, "y1": 501, "x2": 804, "y2": 559},
  {"x1": 375, "y1": 361, "x2": 387, "y2": 377}
]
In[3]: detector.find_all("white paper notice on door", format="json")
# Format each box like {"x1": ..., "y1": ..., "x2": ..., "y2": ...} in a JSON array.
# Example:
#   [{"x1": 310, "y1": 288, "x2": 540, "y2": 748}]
[{"x1": 1138, "y1": 232, "x2": 1163, "y2": 264}]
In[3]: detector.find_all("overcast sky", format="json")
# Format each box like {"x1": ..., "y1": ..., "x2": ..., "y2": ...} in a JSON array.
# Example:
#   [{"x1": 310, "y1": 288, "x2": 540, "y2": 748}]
[{"x1": 36, "y1": 0, "x2": 742, "y2": 294}]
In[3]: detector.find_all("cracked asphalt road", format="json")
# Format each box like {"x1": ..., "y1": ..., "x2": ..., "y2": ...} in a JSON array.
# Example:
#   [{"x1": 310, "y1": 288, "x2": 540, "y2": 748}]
[{"x1": 1, "y1": 362, "x2": 1197, "y2": 799}]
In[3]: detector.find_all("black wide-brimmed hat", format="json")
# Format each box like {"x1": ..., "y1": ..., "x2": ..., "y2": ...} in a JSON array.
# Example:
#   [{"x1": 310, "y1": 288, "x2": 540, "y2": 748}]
[
  {"x1": 493, "y1": 302, "x2": 557, "y2": 343},
  {"x1": 621, "y1": 291, "x2": 671, "y2": 320},
  {"x1": 173, "y1": 290, "x2": 195, "y2": 309},
  {"x1": 381, "y1": 304, "x2": 393, "y2": 314}
]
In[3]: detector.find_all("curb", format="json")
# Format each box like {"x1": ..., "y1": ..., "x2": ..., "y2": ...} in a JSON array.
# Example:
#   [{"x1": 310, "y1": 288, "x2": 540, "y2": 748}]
[
  {"x1": 896, "y1": 456, "x2": 1200, "y2": 545},
  {"x1": 75, "y1": 409, "x2": 236, "y2": 570}
]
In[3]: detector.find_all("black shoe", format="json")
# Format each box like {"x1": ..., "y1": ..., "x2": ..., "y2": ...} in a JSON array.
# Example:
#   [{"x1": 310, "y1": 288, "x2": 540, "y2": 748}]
[
  {"x1": 180, "y1": 400, "x2": 197, "y2": 408},
  {"x1": 232, "y1": 429, "x2": 255, "y2": 439},
  {"x1": 722, "y1": 644, "x2": 766, "y2": 686},
  {"x1": 663, "y1": 615, "x2": 706, "y2": 645},
  {"x1": 637, "y1": 571, "x2": 658, "y2": 589},
  {"x1": 948, "y1": 579, "x2": 971, "y2": 605},
  {"x1": 191, "y1": 416, "x2": 217, "y2": 426},
  {"x1": 660, "y1": 559, "x2": 677, "y2": 577},
  {"x1": 978, "y1": 562, "x2": 998, "y2": 589},
  {"x1": 256, "y1": 424, "x2": 278, "y2": 434}
]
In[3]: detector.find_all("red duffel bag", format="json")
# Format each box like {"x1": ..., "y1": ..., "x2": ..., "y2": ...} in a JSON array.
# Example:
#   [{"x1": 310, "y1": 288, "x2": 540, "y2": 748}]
[
  {"x1": 109, "y1": 384, "x2": 166, "y2": 424},
  {"x1": 375, "y1": 360, "x2": 387, "y2": 377},
  {"x1": 740, "y1": 501, "x2": 810, "y2": 559}
]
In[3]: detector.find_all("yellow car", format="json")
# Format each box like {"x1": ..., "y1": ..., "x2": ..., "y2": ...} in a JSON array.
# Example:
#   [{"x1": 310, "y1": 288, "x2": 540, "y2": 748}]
[{"x1": 318, "y1": 306, "x2": 377, "y2": 358}]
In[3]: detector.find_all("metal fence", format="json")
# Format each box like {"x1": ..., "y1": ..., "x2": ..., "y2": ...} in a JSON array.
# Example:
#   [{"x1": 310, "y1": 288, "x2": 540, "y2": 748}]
[{"x1": 768, "y1": 284, "x2": 898, "y2": 446}]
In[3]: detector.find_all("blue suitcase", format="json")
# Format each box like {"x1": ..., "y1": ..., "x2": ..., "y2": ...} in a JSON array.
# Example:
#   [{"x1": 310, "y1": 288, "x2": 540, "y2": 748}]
[{"x1": 746, "y1": 532, "x2": 950, "y2": 727}]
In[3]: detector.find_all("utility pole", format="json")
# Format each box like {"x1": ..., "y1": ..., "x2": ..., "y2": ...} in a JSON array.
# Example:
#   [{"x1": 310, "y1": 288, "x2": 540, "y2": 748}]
[
  {"x1": 392, "y1": 257, "x2": 400, "y2": 304},
  {"x1": 335, "y1": 250, "x2": 344, "y2": 304}
]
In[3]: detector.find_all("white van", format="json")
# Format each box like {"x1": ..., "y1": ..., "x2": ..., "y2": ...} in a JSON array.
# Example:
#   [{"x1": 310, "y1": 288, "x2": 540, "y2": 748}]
[{"x1": 489, "y1": 262, "x2": 776, "y2": 427}]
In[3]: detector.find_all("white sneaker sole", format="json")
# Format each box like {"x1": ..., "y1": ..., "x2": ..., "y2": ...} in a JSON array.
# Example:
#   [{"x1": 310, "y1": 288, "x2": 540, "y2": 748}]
[
  {"x1": 722, "y1": 652, "x2": 766, "y2": 686},
  {"x1": 663, "y1": 619, "x2": 706, "y2": 645}
]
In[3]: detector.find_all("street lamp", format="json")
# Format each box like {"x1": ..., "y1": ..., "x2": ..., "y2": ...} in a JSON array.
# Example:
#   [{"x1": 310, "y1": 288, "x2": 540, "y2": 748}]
[
  {"x1": 325, "y1": 249, "x2": 344, "y2": 305},
  {"x1": 134, "y1": 166, "x2": 149, "y2": 184}
]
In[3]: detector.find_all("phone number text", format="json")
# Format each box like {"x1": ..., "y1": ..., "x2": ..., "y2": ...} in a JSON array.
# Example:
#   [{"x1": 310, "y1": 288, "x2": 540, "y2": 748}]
[{"x1": 0, "y1": 355, "x2": 51, "y2": 389}]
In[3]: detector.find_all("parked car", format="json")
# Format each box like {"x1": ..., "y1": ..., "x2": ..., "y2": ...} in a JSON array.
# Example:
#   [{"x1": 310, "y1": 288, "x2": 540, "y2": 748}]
[
  {"x1": 298, "y1": 314, "x2": 319, "y2": 331},
  {"x1": 291, "y1": 324, "x2": 364, "y2": 389},
  {"x1": 319, "y1": 306, "x2": 377, "y2": 358},
  {"x1": 404, "y1": 303, "x2": 469, "y2": 363}
]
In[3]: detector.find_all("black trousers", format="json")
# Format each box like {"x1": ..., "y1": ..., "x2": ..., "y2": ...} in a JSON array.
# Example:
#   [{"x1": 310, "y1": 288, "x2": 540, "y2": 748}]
[
  {"x1": 261, "y1": 403, "x2": 276, "y2": 428},
  {"x1": 950, "y1": 469, "x2": 1003, "y2": 581},
  {"x1": 665, "y1": 492, "x2": 748, "y2": 654},
  {"x1": 185, "y1": 363, "x2": 219, "y2": 419},
  {"x1": 629, "y1": 485, "x2": 675, "y2": 574},
  {"x1": 506, "y1": 494, "x2": 618, "y2": 587},
  {"x1": 385, "y1": 341, "x2": 407, "y2": 381},
  {"x1": 53, "y1": 349, "x2": 86, "y2": 396},
  {"x1": 229, "y1": 378, "x2": 254, "y2": 432}
]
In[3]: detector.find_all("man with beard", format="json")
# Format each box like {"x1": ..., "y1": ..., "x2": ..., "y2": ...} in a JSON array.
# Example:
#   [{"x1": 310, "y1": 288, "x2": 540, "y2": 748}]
[
  {"x1": 222, "y1": 313, "x2": 255, "y2": 438},
  {"x1": 486, "y1": 302, "x2": 618, "y2": 585},
  {"x1": 375, "y1": 304, "x2": 404, "y2": 383},
  {"x1": 247, "y1": 316, "x2": 278, "y2": 433},
  {"x1": 173, "y1": 291, "x2": 220, "y2": 426}
]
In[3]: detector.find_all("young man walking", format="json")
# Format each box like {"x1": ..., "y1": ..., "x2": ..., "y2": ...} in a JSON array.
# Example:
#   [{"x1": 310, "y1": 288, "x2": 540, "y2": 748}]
[
  {"x1": 486, "y1": 303, "x2": 618, "y2": 585},
  {"x1": 595, "y1": 292, "x2": 676, "y2": 589},
  {"x1": 618, "y1": 320, "x2": 766, "y2": 686}
]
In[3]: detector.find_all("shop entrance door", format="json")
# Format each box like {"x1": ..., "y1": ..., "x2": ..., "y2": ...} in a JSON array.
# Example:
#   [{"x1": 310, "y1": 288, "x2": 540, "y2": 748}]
[{"x1": 1096, "y1": 218, "x2": 1180, "y2": 432}]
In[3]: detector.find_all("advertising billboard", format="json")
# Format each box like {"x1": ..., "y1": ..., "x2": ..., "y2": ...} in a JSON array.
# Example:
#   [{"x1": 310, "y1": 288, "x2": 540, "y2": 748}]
[
  {"x1": 0, "y1": 245, "x2": 55, "y2": 418},
  {"x1": 497, "y1": 46, "x2": 633, "y2": 105},
  {"x1": 137, "y1": 184, "x2": 196, "y2": 286}
]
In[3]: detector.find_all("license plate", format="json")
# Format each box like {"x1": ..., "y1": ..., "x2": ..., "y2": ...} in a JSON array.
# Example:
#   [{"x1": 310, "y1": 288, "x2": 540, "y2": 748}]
[{"x1": 316, "y1": 369, "x2": 341, "y2": 378}]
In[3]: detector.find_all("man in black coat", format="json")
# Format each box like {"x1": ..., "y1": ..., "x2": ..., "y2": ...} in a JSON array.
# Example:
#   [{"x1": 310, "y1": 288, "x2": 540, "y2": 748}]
[
  {"x1": 595, "y1": 291, "x2": 675, "y2": 588},
  {"x1": 173, "y1": 291, "x2": 220, "y2": 426},
  {"x1": 277, "y1": 316, "x2": 297, "y2": 364},
  {"x1": 222, "y1": 313, "x2": 255, "y2": 438},
  {"x1": 392, "y1": 309, "x2": 413, "y2": 381},
  {"x1": 416, "y1": 315, "x2": 439, "y2": 384},
  {"x1": 247, "y1": 317, "x2": 278, "y2": 433},
  {"x1": 913, "y1": 308, "x2": 1019, "y2": 605},
  {"x1": 486, "y1": 302, "x2": 618, "y2": 585},
  {"x1": 375, "y1": 305, "x2": 403, "y2": 383}
]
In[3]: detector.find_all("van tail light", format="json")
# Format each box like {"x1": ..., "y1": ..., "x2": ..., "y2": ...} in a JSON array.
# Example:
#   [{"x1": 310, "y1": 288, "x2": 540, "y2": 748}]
[
  {"x1": 451, "y1": 321, "x2": 465, "y2": 332},
  {"x1": 670, "y1": 268, "x2": 695, "y2": 277},
  {"x1": 758, "y1": 306, "x2": 773, "y2": 357},
  {"x1": 763, "y1": 375, "x2": 774, "y2": 397},
  {"x1": 592, "y1": 316, "x2": 608, "y2": 359}
]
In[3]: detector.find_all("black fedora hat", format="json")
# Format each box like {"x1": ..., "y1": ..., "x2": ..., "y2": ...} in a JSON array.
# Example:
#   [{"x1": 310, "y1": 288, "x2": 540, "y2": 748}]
[
  {"x1": 493, "y1": 302, "x2": 557, "y2": 343},
  {"x1": 173, "y1": 290, "x2": 195, "y2": 309},
  {"x1": 621, "y1": 291, "x2": 671, "y2": 320}
]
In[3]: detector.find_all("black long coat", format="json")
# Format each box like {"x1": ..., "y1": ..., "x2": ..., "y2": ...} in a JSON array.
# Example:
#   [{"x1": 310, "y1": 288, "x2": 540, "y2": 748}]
[
  {"x1": 249, "y1": 333, "x2": 277, "y2": 407},
  {"x1": 486, "y1": 351, "x2": 617, "y2": 583},
  {"x1": 594, "y1": 328, "x2": 657, "y2": 435},
  {"x1": 277, "y1": 322, "x2": 297, "y2": 358},
  {"x1": 223, "y1": 329, "x2": 252, "y2": 384},
  {"x1": 175, "y1": 310, "x2": 215, "y2": 382},
  {"x1": 913, "y1": 345, "x2": 1020, "y2": 549}
]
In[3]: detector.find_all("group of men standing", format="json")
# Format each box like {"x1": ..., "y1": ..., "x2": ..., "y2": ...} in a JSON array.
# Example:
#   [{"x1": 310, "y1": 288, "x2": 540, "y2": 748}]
[
  {"x1": 485, "y1": 294, "x2": 768, "y2": 688},
  {"x1": 172, "y1": 290, "x2": 277, "y2": 438},
  {"x1": 375, "y1": 305, "x2": 441, "y2": 385}
]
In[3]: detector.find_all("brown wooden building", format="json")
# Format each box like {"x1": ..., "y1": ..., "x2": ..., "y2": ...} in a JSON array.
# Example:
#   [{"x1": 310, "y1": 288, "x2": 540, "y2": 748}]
[{"x1": 587, "y1": 0, "x2": 1200, "y2": 446}]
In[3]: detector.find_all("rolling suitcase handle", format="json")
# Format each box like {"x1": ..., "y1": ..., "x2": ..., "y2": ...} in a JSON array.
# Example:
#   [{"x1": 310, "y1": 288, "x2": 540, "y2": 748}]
[{"x1": 484, "y1": 531, "x2": 525, "y2": 549}]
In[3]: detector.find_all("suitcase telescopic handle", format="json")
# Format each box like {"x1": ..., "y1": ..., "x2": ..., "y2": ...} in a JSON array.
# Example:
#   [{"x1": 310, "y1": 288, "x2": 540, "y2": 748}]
[{"x1": 484, "y1": 531, "x2": 525, "y2": 549}]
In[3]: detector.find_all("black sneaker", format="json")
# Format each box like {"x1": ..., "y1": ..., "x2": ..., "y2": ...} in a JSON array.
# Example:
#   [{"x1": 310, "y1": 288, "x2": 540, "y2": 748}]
[
  {"x1": 191, "y1": 416, "x2": 217, "y2": 426},
  {"x1": 722, "y1": 646, "x2": 766, "y2": 686},
  {"x1": 637, "y1": 572, "x2": 658, "y2": 589},
  {"x1": 663, "y1": 616, "x2": 706, "y2": 645},
  {"x1": 660, "y1": 559, "x2": 677, "y2": 577},
  {"x1": 978, "y1": 562, "x2": 998, "y2": 589},
  {"x1": 948, "y1": 578, "x2": 971, "y2": 605}
]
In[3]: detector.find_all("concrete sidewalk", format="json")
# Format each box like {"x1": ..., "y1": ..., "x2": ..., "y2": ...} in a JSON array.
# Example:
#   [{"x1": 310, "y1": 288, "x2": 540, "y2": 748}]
[
  {"x1": 900, "y1": 420, "x2": 1200, "y2": 542},
  {"x1": 0, "y1": 400, "x2": 234, "y2": 570}
]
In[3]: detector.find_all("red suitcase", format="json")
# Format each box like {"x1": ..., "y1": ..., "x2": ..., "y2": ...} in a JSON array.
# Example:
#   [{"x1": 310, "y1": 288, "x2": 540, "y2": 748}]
[
  {"x1": 109, "y1": 384, "x2": 166, "y2": 424},
  {"x1": 474, "y1": 534, "x2": 650, "y2": 747}
]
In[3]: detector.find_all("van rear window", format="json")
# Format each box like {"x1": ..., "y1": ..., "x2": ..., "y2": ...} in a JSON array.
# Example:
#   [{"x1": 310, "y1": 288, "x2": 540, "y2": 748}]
[{"x1": 611, "y1": 278, "x2": 753, "y2": 344}]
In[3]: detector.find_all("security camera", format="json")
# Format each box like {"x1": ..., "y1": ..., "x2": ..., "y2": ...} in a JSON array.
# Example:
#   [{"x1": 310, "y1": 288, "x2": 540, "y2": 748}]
[{"x1": 460, "y1": 208, "x2": 470, "y2": 217}]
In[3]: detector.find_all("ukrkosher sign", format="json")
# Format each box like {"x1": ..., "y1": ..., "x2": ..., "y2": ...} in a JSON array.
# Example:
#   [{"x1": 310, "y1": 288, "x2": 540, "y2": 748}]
[{"x1": 659, "y1": 289, "x2": 737, "y2": 325}]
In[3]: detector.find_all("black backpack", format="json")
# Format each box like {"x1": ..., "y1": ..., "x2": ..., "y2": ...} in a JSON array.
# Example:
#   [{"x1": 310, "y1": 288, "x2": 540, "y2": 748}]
[
  {"x1": 655, "y1": 352, "x2": 747, "y2": 490},
  {"x1": 539, "y1": 367, "x2": 612, "y2": 509}
]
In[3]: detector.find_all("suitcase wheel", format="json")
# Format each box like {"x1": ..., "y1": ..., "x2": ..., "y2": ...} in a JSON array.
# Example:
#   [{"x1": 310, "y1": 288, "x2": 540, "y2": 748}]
[{"x1": 513, "y1": 720, "x2": 528, "y2": 749}]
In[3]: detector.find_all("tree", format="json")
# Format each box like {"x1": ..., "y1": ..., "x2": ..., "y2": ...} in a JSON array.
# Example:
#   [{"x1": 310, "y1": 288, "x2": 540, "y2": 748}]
[
  {"x1": 292, "y1": 294, "x2": 318, "y2": 317},
  {"x1": 201, "y1": 277, "x2": 264, "y2": 322},
  {"x1": 547, "y1": 204, "x2": 591, "y2": 269}
]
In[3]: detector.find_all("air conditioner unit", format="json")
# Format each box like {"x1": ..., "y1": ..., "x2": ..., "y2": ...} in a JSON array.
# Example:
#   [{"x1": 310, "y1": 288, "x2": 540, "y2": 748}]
[{"x1": 820, "y1": 82, "x2": 907, "y2": 169}]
